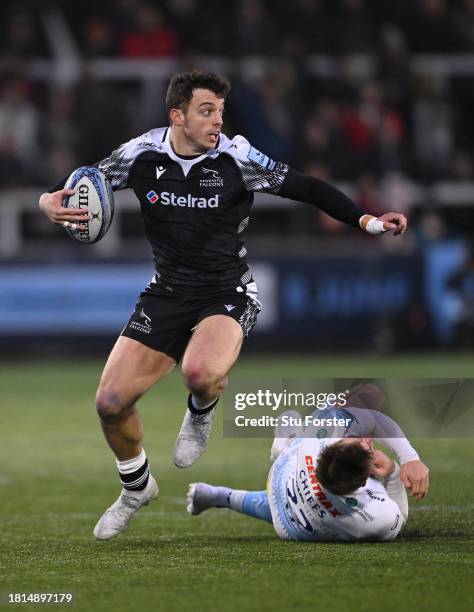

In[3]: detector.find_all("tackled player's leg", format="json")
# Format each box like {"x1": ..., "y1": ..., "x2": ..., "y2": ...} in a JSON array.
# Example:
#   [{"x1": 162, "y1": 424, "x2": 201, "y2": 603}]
[
  {"x1": 187, "y1": 483, "x2": 273, "y2": 523},
  {"x1": 174, "y1": 315, "x2": 244, "y2": 467},
  {"x1": 94, "y1": 336, "x2": 176, "y2": 540}
]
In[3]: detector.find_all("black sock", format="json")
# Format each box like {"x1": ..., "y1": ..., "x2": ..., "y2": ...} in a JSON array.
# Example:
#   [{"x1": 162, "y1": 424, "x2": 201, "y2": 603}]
[{"x1": 188, "y1": 394, "x2": 219, "y2": 415}]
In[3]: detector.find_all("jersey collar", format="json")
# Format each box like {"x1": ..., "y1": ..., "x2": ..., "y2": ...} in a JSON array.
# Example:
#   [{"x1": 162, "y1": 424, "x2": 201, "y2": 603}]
[{"x1": 163, "y1": 128, "x2": 222, "y2": 177}]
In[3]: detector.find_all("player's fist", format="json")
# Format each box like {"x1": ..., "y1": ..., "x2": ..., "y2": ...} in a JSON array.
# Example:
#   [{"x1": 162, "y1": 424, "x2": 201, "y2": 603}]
[
  {"x1": 370, "y1": 450, "x2": 395, "y2": 479},
  {"x1": 360, "y1": 213, "x2": 407, "y2": 236},
  {"x1": 39, "y1": 188, "x2": 89, "y2": 226},
  {"x1": 378, "y1": 212, "x2": 407, "y2": 235},
  {"x1": 400, "y1": 460, "x2": 429, "y2": 500}
]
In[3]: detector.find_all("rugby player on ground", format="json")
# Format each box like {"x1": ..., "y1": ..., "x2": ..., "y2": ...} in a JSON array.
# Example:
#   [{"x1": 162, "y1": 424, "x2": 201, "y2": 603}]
[
  {"x1": 187, "y1": 408, "x2": 430, "y2": 542},
  {"x1": 38, "y1": 71, "x2": 408, "y2": 540}
]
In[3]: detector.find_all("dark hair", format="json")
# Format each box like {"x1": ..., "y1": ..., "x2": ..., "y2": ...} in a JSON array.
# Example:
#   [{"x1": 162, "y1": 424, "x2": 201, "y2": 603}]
[
  {"x1": 315, "y1": 441, "x2": 372, "y2": 496},
  {"x1": 165, "y1": 70, "x2": 231, "y2": 114}
]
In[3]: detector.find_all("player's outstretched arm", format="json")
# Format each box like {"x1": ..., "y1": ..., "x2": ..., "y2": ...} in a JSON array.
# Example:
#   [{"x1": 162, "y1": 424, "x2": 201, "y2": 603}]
[
  {"x1": 368, "y1": 409, "x2": 429, "y2": 500},
  {"x1": 39, "y1": 188, "x2": 89, "y2": 229},
  {"x1": 278, "y1": 169, "x2": 407, "y2": 236}
]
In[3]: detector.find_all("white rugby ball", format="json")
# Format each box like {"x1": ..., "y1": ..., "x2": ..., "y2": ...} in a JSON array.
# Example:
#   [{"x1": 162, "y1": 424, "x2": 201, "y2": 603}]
[{"x1": 63, "y1": 166, "x2": 114, "y2": 244}]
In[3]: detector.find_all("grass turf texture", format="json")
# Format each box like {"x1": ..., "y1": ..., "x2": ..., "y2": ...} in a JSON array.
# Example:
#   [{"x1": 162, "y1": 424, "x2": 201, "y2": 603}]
[{"x1": 0, "y1": 354, "x2": 473, "y2": 612}]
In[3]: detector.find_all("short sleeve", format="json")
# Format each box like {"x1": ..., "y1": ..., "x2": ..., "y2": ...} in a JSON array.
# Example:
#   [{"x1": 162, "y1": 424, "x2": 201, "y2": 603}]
[
  {"x1": 97, "y1": 130, "x2": 162, "y2": 191},
  {"x1": 225, "y1": 135, "x2": 289, "y2": 194}
]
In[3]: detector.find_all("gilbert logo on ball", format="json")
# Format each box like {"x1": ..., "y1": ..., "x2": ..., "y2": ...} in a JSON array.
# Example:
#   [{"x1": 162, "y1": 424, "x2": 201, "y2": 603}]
[{"x1": 63, "y1": 166, "x2": 114, "y2": 244}]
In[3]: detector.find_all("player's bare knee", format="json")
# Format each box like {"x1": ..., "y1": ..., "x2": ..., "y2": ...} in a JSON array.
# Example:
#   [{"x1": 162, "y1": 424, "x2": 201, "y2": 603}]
[
  {"x1": 95, "y1": 389, "x2": 132, "y2": 422},
  {"x1": 182, "y1": 363, "x2": 217, "y2": 395}
]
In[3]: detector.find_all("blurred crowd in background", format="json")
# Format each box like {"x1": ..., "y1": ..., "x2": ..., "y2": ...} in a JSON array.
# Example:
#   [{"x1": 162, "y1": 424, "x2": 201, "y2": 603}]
[
  {"x1": 0, "y1": 0, "x2": 473, "y2": 201},
  {"x1": 0, "y1": 0, "x2": 473, "y2": 350}
]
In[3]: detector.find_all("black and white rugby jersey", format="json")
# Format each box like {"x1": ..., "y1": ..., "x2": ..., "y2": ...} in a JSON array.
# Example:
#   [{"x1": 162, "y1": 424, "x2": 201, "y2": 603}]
[
  {"x1": 50, "y1": 127, "x2": 365, "y2": 295},
  {"x1": 98, "y1": 127, "x2": 288, "y2": 294}
]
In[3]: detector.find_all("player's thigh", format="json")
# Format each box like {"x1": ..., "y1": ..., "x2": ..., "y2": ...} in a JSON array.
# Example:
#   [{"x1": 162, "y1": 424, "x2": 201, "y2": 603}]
[
  {"x1": 182, "y1": 315, "x2": 243, "y2": 383},
  {"x1": 98, "y1": 336, "x2": 176, "y2": 407}
]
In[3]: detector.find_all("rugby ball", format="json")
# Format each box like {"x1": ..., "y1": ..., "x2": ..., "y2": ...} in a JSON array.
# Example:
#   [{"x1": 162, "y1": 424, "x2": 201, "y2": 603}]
[{"x1": 63, "y1": 166, "x2": 114, "y2": 244}]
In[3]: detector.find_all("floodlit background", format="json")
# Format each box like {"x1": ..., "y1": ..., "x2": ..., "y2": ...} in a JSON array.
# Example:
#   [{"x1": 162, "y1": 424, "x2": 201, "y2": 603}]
[
  {"x1": 1, "y1": 3, "x2": 474, "y2": 612},
  {"x1": 0, "y1": 0, "x2": 473, "y2": 354}
]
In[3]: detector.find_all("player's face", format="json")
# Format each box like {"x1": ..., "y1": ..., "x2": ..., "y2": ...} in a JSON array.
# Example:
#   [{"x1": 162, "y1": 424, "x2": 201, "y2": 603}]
[{"x1": 181, "y1": 88, "x2": 225, "y2": 151}]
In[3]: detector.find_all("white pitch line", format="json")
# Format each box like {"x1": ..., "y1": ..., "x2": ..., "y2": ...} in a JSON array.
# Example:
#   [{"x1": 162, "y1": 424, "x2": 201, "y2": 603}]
[
  {"x1": 163, "y1": 496, "x2": 187, "y2": 505},
  {"x1": 4, "y1": 504, "x2": 473, "y2": 520},
  {"x1": 0, "y1": 511, "x2": 189, "y2": 520},
  {"x1": 410, "y1": 504, "x2": 474, "y2": 512}
]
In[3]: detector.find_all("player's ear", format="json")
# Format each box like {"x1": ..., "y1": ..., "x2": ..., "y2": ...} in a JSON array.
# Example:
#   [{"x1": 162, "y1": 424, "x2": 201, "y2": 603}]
[{"x1": 170, "y1": 108, "x2": 185, "y2": 126}]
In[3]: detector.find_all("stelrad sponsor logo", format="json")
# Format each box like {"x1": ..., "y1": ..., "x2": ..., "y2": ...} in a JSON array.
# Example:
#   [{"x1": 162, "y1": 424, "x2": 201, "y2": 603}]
[
  {"x1": 148, "y1": 191, "x2": 220, "y2": 208},
  {"x1": 146, "y1": 190, "x2": 159, "y2": 203}
]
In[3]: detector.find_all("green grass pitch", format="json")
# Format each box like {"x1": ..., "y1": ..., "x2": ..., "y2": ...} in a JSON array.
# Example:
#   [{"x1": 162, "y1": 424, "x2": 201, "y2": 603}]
[{"x1": 0, "y1": 354, "x2": 473, "y2": 612}]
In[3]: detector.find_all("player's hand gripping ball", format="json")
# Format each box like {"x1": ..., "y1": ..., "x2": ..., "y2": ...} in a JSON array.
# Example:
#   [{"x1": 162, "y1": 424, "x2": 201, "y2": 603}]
[{"x1": 63, "y1": 167, "x2": 114, "y2": 244}]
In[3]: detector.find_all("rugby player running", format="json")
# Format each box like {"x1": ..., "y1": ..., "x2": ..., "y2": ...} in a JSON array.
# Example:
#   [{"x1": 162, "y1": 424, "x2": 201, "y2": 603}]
[{"x1": 38, "y1": 71, "x2": 408, "y2": 540}]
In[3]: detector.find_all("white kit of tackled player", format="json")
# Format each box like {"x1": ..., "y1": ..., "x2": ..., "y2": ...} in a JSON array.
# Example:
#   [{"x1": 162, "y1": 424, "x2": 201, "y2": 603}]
[{"x1": 187, "y1": 406, "x2": 429, "y2": 543}]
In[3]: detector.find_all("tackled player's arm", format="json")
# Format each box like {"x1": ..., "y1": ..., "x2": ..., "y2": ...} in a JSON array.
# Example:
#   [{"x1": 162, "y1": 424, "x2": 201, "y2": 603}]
[
  {"x1": 371, "y1": 449, "x2": 409, "y2": 520},
  {"x1": 364, "y1": 409, "x2": 430, "y2": 501},
  {"x1": 277, "y1": 168, "x2": 407, "y2": 236}
]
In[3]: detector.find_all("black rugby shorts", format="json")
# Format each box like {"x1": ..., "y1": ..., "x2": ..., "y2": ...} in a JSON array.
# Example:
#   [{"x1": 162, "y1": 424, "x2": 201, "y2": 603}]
[{"x1": 121, "y1": 288, "x2": 261, "y2": 362}]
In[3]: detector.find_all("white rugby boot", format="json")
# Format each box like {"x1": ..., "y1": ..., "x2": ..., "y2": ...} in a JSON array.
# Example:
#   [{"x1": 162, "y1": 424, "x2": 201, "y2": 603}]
[
  {"x1": 173, "y1": 396, "x2": 218, "y2": 468},
  {"x1": 186, "y1": 482, "x2": 219, "y2": 516},
  {"x1": 93, "y1": 475, "x2": 159, "y2": 540}
]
